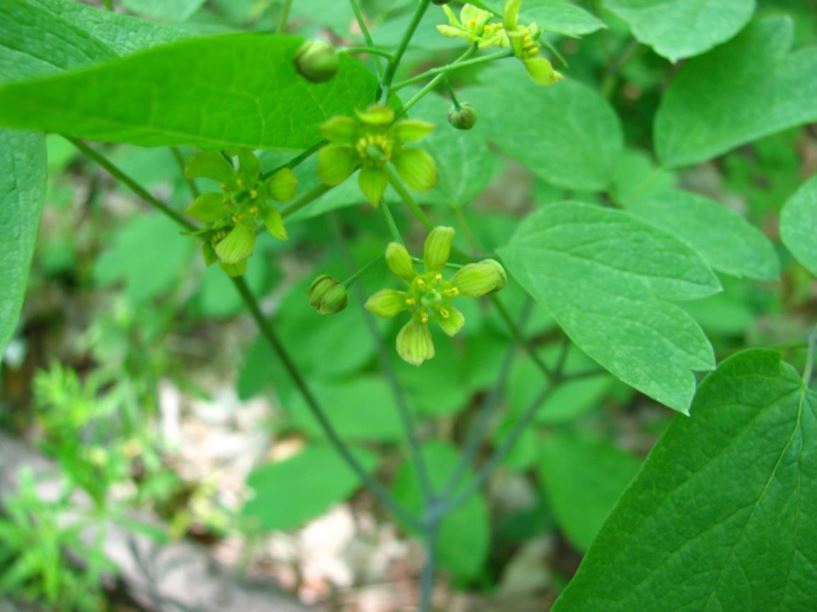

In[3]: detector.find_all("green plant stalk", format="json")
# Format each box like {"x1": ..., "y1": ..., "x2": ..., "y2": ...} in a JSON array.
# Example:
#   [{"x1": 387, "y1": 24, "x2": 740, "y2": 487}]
[
  {"x1": 342, "y1": 46, "x2": 395, "y2": 60},
  {"x1": 490, "y1": 294, "x2": 555, "y2": 380},
  {"x1": 419, "y1": 516, "x2": 440, "y2": 612},
  {"x1": 394, "y1": 48, "x2": 512, "y2": 91},
  {"x1": 381, "y1": 201, "x2": 404, "y2": 243},
  {"x1": 281, "y1": 183, "x2": 333, "y2": 218},
  {"x1": 399, "y1": 46, "x2": 478, "y2": 116},
  {"x1": 347, "y1": 0, "x2": 385, "y2": 76},
  {"x1": 261, "y1": 140, "x2": 325, "y2": 180},
  {"x1": 379, "y1": 0, "x2": 432, "y2": 102},
  {"x1": 343, "y1": 254, "x2": 384, "y2": 287},
  {"x1": 67, "y1": 137, "x2": 197, "y2": 231},
  {"x1": 71, "y1": 142, "x2": 422, "y2": 531},
  {"x1": 804, "y1": 327, "x2": 817, "y2": 387},
  {"x1": 171, "y1": 146, "x2": 199, "y2": 197},
  {"x1": 277, "y1": 0, "x2": 293, "y2": 33},
  {"x1": 386, "y1": 169, "x2": 434, "y2": 230}
]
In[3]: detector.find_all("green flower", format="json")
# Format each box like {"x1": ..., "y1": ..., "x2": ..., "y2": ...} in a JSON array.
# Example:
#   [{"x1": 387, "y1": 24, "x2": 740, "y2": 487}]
[
  {"x1": 317, "y1": 104, "x2": 438, "y2": 206},
  {"x1": 365, "y1": 226, "x2": 507, "y2": 366},
  {"x1": 436, "y1": 4, "x2": 506, "y2": 48},
  {"x1": 503, "y1": 0, "x2": 563, "y2": 86},
  {"x1": 184, "y1": 149, "x2": 297, "y2": 276}
]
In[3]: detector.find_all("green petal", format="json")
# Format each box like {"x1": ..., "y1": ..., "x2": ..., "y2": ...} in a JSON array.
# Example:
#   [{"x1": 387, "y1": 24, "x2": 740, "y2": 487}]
[
  {"x1": 215, "y1": 224, "x2": 256, "y2": 264},
  {"x1": 263, "y1": 208, "x2": 288, "y2": 240},
  {"x1": 436, "y1": 24, "x2": 467, "y2": 38},
  {"x1": 201, "y1": 240, "x2": 218, "y2": 266},
  {"x1": 385, "y1": 242, "x2": 416, "y2": 281},
  {"x1": 358, "y1": 165, "x2": 388, "y2": 206},
  {"x1": 523, "y1": 57, "x2": 563, "y2": 86},
  {"x1": 423, "y1": 226, "x2": 455, "y2": 272},
  {"x1": 317, "y1": 144, "x2": 358, "y2": 186},
  {"x1": 365, "y1": 289, "x2": 408, "y2": 318},
  {"x1": 451, "y1": 259, "x2": 507, "y2": 297},
  {"x1": 392, "y1": 148, "x2": 437, "y2": 192},
  {"x1": 355, "y1": 104, "x2": 395, "y2": 127},
  {"x1": 391, "y1": 119, "x2": 435, "y2": 143},
  {"x1": 185, "y1": 192, "x2": 227, "y2": 223},
  {"x1": 396, "y1": 319, "x2": 435, "y2": 366},
  {"x1": 320, "y1": 115, "x2": 359, "y2": 145},
  {"x1": 267, "y1": 168, "x2": 298, "y2": 201},
  {"x1": 436, "y1": 307, "x2": 465, "y2": 337},
  {"x1": 184, "y1": 150, "x2": 234, "y2": 183},
  {"x1": 219, "y1": 259, "x2": 247, "y2": 277}
]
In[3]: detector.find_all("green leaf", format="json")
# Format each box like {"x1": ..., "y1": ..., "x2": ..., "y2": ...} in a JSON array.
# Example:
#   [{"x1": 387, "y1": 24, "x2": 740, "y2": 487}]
[
  {"x1": 0, "y1": 34, "x2": 378, "y2": 149},
  {"x1": 393, "y1": 442, "x2": 490, "y2": 581},
  {"x1": 29, "y1": 0, "x2": 193, "y2": 55},
  {"x1": 242, "y1": 445, "x2": 378, "y2": 532},
  {"x1": 554, "y1": 349, "x2": 817, "y2": 611},
  {"x1": 622, "y1": 188, "x2": 779, "y2": 281},
  {"x1": 120, "y1": 0, "x2": 206, "y2": 22},
  {"x1": 538, "y1": 432, "x2": 641, "y2": 551},
  {"x1": 498, "y1": 201, "x2": 720, "y2": 413},
  {"x1": 0, "y1": 0, "x2": 116, "y2": 82},
  {"x1": 0, "y1": 130, "x2": 46, "y2": 354},
  {"x1": 484, "y1": 0, "x2": 607, "y2": 37},
  {"x1": 604, "y1": 0, "x2": 755, "y2": 61},
  {"x1": 466, "y1": 69, "x2": 623, "y2": 191},
  {"x1": 655, "y1": 17, "x2": 817, "y2": 168},
  {"x1": 94, "y1": 213, "x2": 194, "y2": 304},
  {"x1": 780, "y1": 175, "x2": 817, "y2": 277}
]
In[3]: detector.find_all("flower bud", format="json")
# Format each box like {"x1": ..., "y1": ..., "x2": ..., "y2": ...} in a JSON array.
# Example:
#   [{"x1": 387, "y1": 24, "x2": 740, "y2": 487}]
[
  {"x1": 385, "y1": 243, "x2": 417, "y2": 282},
  {"x1": 448, "y1": 103, "x2": 478, "y2": 130},
  {"x1": 295, "y1": 39, "x2": 339, "y2": 83},
  {"x1": 450, "y1": 259, "x2": 507, "y2": 297},
  {"x1": 308, "y1": 275, "x2": 348, "y2": 315}
]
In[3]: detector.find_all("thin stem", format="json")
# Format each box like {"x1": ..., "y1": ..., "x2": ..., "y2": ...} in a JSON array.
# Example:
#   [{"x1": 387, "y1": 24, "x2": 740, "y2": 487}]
[
  {"x1": 380, "y1": 0, "x2": 432, "y2": 102},
  {"x1": 261, "y1": 140, "x2": 325, "y2": 180},
  {"x1": 331, "y1": 215, "x2": 437, "y2": 509},
  {"x1": 343, "y1": 254, "x2": 384, "y2": 287},
  {"x1": 418, "y1": 517, "x2": 440, "y2": 612},
  {"x1": 342, "y1": 46, "x2": 395, "y2": 60},
  {"x1": 68, "y1": 137, "x2": 197, "y2": 231},
  {"x1": 347, "y1": 0, "x2": 385, "y2": 76},
  {"x1": 490, "y1": 294, "x2": 555, "y2": 381},
  {"x1": 171, "y1": 147, "x2": 199, "y2": 198},
  {"x1": 232, "y1": 276, "x2": 422, "y2": 530},
  {"x1": 381, "y1": 201, "x2": 404, "y2": 243},
  {"x1": 804, "y1": 327, "x2": 817, "y2": 387},
  {"x1": 281, "y1": 184, "x2": 333, "y2": 218},
  {"x1": 399, "y1": 46, "x2": 478, "y2": 115},
  {"x1": 387, "y1": 169, "x2": 434, "y2": 230},
  {"x1": 601, "y1": 39, "x2": 639, "y2": 100},
  {"x1": 276, "y1": 0, "x2": 293, "y2": 33},
  {"x1": 394, "y1": 48, "x2": 512, "y2": 91}
]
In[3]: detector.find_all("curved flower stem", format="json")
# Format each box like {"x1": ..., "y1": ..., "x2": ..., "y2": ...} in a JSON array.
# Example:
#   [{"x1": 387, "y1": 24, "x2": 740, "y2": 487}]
[
  {"x1": 394, "y1": 48, "x2": 512, "y2": 91},
  {"x1": 276, "y1": 0, "x2": 293, "y2": 33},
  {"x1": 261, "y1": 140, "x2": 325, "y2": 180},
  {"x1": 342, "y1": 46, "x2": 395, "y2": 60},
  {"x1": 71, "y1": 139, "x2": 422, "y2": 531},
  {"x1": 380, "y1": 0, "x2": 432, "y2": 102},
  {"x1": 347, "y1": 0, "x2": 386, "y2": 76},
  {"x1": 399, "y1": 46, "x2": 478, "y2": 116},
  {"x1": 381, "y1": 200, "x2": 404, "y2": 243},
  {"x1": 343, "y1": 254, "x2": 384, "y2": 287},
  {"x1": 281, "y1": 183, "x2": 333, "y2": 218},
  {"x1": 68, "y1": 137, "x2": 197, "y2": 231},
  {"x1": 490, "y1": 294, "x2": 556, "y2": 380},
  {"x1": 386, "y1": 168, "x2": 434, "y2": 230}
]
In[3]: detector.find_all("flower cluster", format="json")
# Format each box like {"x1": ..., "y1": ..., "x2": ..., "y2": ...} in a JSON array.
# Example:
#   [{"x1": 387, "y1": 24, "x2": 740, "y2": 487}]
[
  {"x1": 317, "y1": 104, "x2": 438, "y2": 206},
  {"x1": 184, "y1": 149, "x2": 297, "y2": 276},
  {"x1": 365, "y1": 227, "x2": 507, "y2": 366},
  {"x1": 437, "y1": 0, "x2": 563, "y2": 86}
]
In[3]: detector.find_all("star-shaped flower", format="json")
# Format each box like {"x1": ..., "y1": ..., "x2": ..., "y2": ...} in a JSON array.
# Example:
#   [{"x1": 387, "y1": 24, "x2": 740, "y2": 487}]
[
  {"x1": 503, "y1": 0, "x2": 563, "y2": 86},
  {"x1": 317, "y1": 104, "x2": 438, "y2": 206},
  {"x1": 436, "y1": 4, "x2": 507, "y2": 48},
  {"x1": 365, "y1": 226, "x2": 507, "y2": 366}
]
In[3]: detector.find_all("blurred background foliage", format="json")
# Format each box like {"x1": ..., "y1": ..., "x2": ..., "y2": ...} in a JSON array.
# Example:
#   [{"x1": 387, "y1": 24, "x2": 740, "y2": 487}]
[{"x1": 1, "y1": 0, "x2": 816, "y2": 609}]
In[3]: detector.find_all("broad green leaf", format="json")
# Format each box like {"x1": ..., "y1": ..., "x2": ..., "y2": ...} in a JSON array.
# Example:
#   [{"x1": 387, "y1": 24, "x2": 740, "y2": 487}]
[
  {"x1": 0, "y1": 0, "x2": 115, "y2": 82},
  {"x1": 30, "y1": 0, "x2": 193, "y2": 55},
  {"x1": 484, "y1": 0, "x2": 607, "y2": 37},
  {"x1": 393, "y1": 442, "x2": 490, "y2": 581},
  {"x1": 498, "y1": 201, "x2": 720, "y2": 413},
  {"x1": 0, "y1": 130, "x2": 46, "y2": 354},
  {"x1": 285, "y1": 377, "x2": 404, "y2": 442},
  {"x1": 120, "y1": 0, "x2": 206, "y2": 22},
  {"x1": 466, "y1": 69, "x2": 623, "y2": 191},
  {"x1": 538, "y1": 432, "x2": 641, "y2": 551},
  {"x1": 780, "y1": 175, "x2": 817, "y2": 277},
  {"x1": 554, "y1": 349, "x2": 817, "y2": 611},
  {"x1": 655, "y1": 17, "x2": 817, "y2": 168},
  {"x1": 94, "y1": 213, "x2": 193, "y2": 304},
  {"x1": 604, "y1": 0, "x2": 755, "y2": 61},
  {"x1": 242, "y1": 445, "x2": 378, "y2": 532},
  {"x1": 0, "y1": 34, "x2": 378, "y2": 149},
  {"x1": 623, "y1": 188, "x2": 779, "y2": 281}
]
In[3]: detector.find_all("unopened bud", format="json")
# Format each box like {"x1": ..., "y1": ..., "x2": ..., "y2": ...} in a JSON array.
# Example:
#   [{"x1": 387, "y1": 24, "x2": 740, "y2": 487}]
[
  {"x1": 450, "y1": 259, "x2": 507, "y2": 297},
  {"x1": 308, "y1": 275, "x2": 348, "y2": 314},
  {"x1": 448, "y1": 103, "x2": 477, "y2": 130},
  {"x1": 295, "y1": 40, "x2": 339, "y2": 83}
]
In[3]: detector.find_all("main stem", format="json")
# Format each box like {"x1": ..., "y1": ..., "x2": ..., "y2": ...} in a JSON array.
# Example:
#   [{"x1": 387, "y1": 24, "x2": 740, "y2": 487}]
[{"x1": 379, "y1": 0, "x2": 431, "y2": 102}]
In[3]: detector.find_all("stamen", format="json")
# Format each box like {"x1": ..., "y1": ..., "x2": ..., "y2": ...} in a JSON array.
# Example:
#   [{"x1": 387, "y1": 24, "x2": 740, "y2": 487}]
[
  {"x1": 434, "y1": 273, "x2": 443, "y2": 282},
  {"x1": 440, "y1": 308, "x2": 450, "y2": 319},
  {"x1": 420, "y1": 311, "x2": 429, "y2": 324},
  {"x1": 444, "y1": 287, "x2": 460, "y2": 297},
  {"x1": 405, "y1": 297, "x2": 416, "y2": 306},
  {"x1": 416, "y1": 278, "x2": 426, "y2": 288}
]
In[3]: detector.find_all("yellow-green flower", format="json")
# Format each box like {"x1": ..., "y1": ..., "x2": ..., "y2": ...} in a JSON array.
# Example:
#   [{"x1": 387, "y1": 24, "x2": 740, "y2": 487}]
[
  {"x1": 436, "y1": 4, "x2": 506, "y2": 48},
  {"x1": 317, "y1": 104, "x2": 438, "y2": 206},
  {"x1": 184, "y1": 149, "x2": 297, "y2": 276},
  {"x1": 365, "y1": 227, "x2": 507, "y2": 366},
  {"x1": 503, "y1": 0, "x2": 563, "y2": 86}
]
